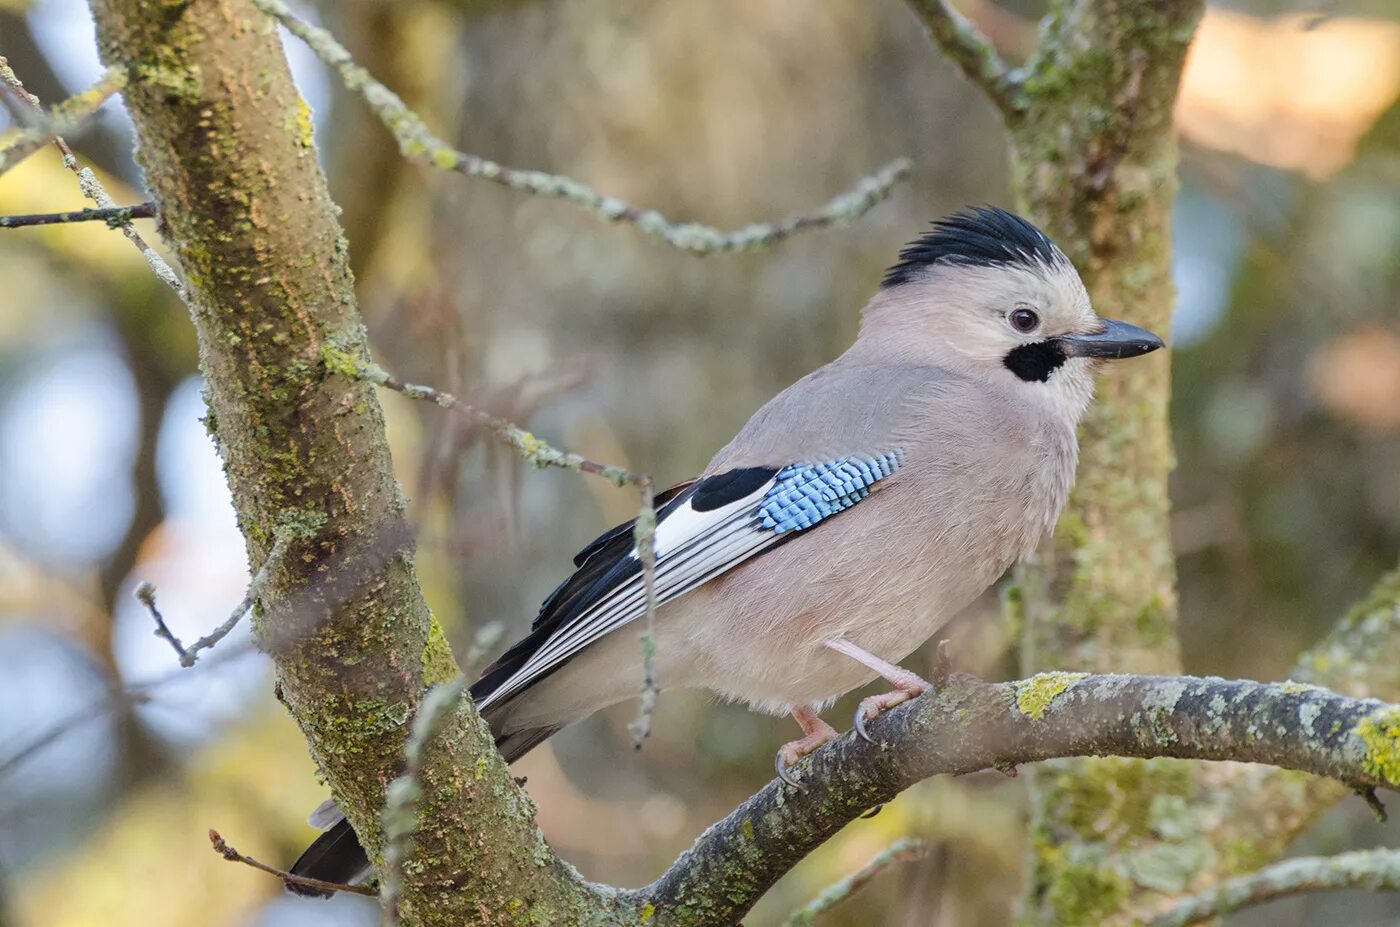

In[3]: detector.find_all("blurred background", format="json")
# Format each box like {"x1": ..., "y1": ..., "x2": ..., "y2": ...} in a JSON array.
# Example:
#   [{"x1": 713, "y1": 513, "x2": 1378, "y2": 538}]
[{"x1": 0, "y1": 0, "x2": 1397, "y2": 924}]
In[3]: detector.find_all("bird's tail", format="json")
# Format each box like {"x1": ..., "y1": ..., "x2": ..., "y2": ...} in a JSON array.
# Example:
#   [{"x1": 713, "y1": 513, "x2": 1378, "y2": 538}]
[{"x1": 286, "y1": 711, "x2": 559, "y2": 898}]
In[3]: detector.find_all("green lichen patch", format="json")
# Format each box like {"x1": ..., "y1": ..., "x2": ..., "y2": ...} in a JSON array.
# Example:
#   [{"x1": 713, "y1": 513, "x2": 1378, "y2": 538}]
[
  {"x1": 420, "y1": 618, "x2": 459, "y2": 687},
  {"x1": 1355, "y1": 706, "x2": 1400, "y2": 786},
  {"x1": 1016, "y1": 672, "x2": 1089, "y2": 720}
]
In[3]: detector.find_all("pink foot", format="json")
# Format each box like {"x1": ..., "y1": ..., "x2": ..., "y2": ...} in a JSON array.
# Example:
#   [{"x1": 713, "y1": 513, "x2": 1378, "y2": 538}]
[{"x1": 775, "y1": 706, "x2": 839, "y2": 788}]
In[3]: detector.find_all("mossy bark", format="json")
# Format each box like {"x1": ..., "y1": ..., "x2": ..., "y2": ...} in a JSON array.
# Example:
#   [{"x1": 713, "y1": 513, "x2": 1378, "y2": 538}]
[
  {"x1": 998, "y1": 0, "x2": 1203, "y2": 921},
  {"x1": 84, "y1": 2, "x2": 610, "y2": 923}
]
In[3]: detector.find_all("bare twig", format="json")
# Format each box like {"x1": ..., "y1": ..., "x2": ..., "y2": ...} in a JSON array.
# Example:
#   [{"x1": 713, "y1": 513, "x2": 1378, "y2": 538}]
[
  {"x1": 630, "y1": 483, "x2": 659, "y2": 749},
  {"x1": 0, "y1": 59, "x2": 183, "y2": 296},
  {"x1": 903, "y1": 0, "x2": 1023, "y2": 121},
  {"x1": 0, "y1": 61, "x2": 125, "y2": 176},
  {"x1": 380, "y1": 677, "x2": 469, "y2": 926},
  {"x1": 322, "y1": 346, "x2": 666, "y2": 747},
  {"x1": 780, "y1": 838, "x2": 929, "y2": 927},
  {"x1": 135, "y1": 531, "x2": 292, "y2": 667},
  {"x1": 1149, "y1": 849, "x2": 1400, "y2": 927},
  {"x1": 209, "y1": 829, "x2": 377, "y2": 897},
  {"x1": 250, "y1": 0, "x2": 910, "y2": 254},
  {"x1": 324, "y1": 347, "x2": 647, "y2": 487},
  {"x1": 0, "y1": 201, "x2": 157, "y2": 229}
]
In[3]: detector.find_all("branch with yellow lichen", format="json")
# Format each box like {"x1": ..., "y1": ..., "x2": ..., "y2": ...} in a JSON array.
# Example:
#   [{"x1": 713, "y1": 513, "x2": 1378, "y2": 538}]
[
  {"x1": 249, "y1": 0, "x2": 910, "y2": 255},
  {"x1": 627, "y1": 672, "x2": 1400, "y2": 926}
]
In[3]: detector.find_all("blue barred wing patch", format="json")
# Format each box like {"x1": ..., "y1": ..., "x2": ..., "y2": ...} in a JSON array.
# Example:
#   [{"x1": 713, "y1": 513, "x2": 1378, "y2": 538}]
[{"x1": 759, "y1": 451, "x2": 902, "y2": 533}]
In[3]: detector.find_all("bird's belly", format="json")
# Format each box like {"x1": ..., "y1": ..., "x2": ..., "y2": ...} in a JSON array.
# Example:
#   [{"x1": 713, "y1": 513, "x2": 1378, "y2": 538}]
[{"x1": 682, "y1": 500, "x2": 1014, "y2": 713}]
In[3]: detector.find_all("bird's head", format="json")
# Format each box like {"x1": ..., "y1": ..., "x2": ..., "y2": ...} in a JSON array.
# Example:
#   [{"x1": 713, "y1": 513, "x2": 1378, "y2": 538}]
[{"x1": 861, "y1": 207, "x2": 1163, "y2": 415}]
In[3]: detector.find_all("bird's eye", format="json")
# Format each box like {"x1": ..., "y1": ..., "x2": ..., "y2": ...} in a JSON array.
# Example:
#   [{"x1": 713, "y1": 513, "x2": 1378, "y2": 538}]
[{"x1": 1009, "y1": 308, "x2": 1040, "y2": 333}]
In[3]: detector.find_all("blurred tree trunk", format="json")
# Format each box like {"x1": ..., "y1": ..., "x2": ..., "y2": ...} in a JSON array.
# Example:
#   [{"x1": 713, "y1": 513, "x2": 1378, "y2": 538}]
[{"x1": 996, "y1": 0, "x2": 1202, "y2": 922}]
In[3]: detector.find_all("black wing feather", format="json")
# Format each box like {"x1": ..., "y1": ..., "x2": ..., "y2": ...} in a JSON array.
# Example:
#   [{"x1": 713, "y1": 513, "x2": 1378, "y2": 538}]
[{"x1": 471, "y1": 469, "x2": 777, "y2": 707}]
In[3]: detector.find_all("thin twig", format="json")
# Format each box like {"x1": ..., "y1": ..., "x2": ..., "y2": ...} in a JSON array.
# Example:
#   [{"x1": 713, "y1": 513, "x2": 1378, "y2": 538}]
[
  {"x1": 135, "y1": 532, "x2": 292, "y2": 667},
  {"x1": 323, "y1": 347, "x2": 665, "y2": 747},
  {"x1": 903, "y1": 0, "x2": 1023, "y2": 121},
  {"x1": 630, "y1": 481, "x2": 659, "y2": 749},
  {"x1": 0, "y1": 201, "x2": 156, "y2": 229},
  {"x1": 0, "y1": 60, "x2": 125, "y2": 176},
  {"x1": 250, "y1": 0, "x2": 909, "y2": 255},
  {"x1": 380, "y1": 677, "x2": 468, "y2": 926},
  {"x1": 323, "y1": 347, "x2": 647, "y2": 488},
  {"x1": 1148, "y1": 849, "x2": 1400, "y2": 927},
  {"x1": 780, "y1": 839, "x2": 929, "y2": 927},
  {"x1": 209, "y1": 829, "x2": 377, "y2": 897},
  {"x1": 0, "y1": 59, "x2": 184, "y2": 296}
]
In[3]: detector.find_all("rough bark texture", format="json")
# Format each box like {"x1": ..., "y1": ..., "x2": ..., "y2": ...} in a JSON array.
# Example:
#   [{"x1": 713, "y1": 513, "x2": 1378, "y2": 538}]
[
  {"x1": 84, "y1": 3, "x2": 606, "y2": 924},
  {"x1": 995, "y1": 0, "x2": 1204, "y2": 920},
  {"x1": 629, "y1": 672, "x2": 1400, "y2": 927}
]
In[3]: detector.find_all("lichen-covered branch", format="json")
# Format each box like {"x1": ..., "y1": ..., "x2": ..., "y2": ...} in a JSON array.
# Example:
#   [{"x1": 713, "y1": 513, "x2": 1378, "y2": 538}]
[
  {"x1": 323, "y1": 347, "x2": 649, "y2": 488},
  {"x1": 84, "y1": 2, "x2": 609, "y2": 924},
  {"x1": 627, "y1": 672, "x2": 1400, "y2": 926},
  {"x1": 0, "y1": 201, "x2": 156, "y2": 228},
  {"x1": 380, "y1": 677, "x2": 469, "y2": 926},
  {"x1": 1148, "y1": 849, "x2": 1400, "y2": 927},
  {"x1": 903, "y1": 0, "x2": 1023, "y2": 120},
  {"x1": 0, "y1": 60, "x2": 124, "y2": 176},
  {"x1": 249, "y1": 0, "x2": 910, "y2": 255},
  {"x1": 942, "y1": 0, "x2": 1204, "y2": 917}
]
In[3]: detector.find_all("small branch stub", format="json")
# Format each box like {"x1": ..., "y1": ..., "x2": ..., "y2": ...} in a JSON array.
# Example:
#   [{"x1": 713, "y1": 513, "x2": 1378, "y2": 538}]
[
  {"x1": 136, "y1": 531, "x2": 293, "y2": 667},
  {"x1": 208, "y1": 829, "x2": 376, "y2": 897}
]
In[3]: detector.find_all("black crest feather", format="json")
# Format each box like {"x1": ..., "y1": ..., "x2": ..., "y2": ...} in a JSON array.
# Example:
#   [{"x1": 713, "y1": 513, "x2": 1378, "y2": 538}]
[{"x1": 882, "y1": 206, "x2": 1063, "y2": 288}]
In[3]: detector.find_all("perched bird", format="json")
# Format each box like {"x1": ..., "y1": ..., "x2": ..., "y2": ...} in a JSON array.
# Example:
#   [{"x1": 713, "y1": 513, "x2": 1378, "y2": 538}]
[{"x1": 288, "y1": 206, "x2": 1163, "y2": 893}]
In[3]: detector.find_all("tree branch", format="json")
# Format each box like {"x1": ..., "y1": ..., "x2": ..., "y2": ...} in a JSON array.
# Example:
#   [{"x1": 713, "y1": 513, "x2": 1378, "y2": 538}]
[
  {"x1": 380, "y1": 677, "x2": 469, "y2": 926},
  {"x1": 903, "y1": 0, "x2": 1022, "y2": 121},
  {"x1": 250, "y1": 0, "x2": 910, "y2": 254},
  {"x1": 628, "y1": 673, "x2": 1400, "y2": 925},
  {"x1": 208, "y1": 829, "x2": 377, "y2": 897},
  {"x1": 0, "y1": 201, "x2": 156, "y2": 228},
  {"x1": 86, "y1": 1, "x2": 610, "y2": 922},
  {"x1": 0, "y1": 61, "x2": 124, "y2": 176},
  {"x1": 780, "y1": 839, "x2": 929, "y2": 927},
  {"x1": 0, "y1": 58, "x2": 183, "y2": 295},
  {"x1": 1148, "y1": 849, "x2": 1400, "y2": 927},
  {"x1": 134, "y1": 530, "x2": 293, "y2": 667}
]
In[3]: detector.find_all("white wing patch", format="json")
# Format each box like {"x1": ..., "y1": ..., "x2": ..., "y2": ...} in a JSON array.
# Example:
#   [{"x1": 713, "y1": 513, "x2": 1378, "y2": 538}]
[{"x1": 478, "y1": 476, "x2": 777, "y2": 709}]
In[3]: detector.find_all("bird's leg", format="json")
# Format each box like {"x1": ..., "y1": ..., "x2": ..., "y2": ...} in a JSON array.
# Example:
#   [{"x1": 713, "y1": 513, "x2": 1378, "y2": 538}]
[
  {"x1": 824, "y1": 637, "x2": 932, "y2": 743},
  {"x1": 774, "y1": 705, "x2": 839, "y2": 788}
]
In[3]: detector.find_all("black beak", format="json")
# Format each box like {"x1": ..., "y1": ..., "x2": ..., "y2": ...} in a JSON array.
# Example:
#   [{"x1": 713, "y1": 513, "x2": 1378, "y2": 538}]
[{"x1": 1054, "y1": 319, "x2": 1164, "y2": 360}]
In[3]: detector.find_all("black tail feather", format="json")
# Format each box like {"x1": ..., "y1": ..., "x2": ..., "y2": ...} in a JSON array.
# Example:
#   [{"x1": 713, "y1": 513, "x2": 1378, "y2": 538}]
[
  {"x1": 286, "y1": 721, "x2": 561, "y2": 897},
  {"x1": 287, "y1": 816, "x2": 374, "y2": 898}
]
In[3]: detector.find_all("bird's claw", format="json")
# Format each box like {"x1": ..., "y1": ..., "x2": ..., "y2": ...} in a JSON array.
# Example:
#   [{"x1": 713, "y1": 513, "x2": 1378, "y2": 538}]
[
  {"x1": 853, "y1": 704, "x2": 876, "y2": 744},
  {"x1": 775, "y1": 751, "x2": 804, "y2": 789},
  {"x1": 851, "y1": 675, "x2": 932, "y2": 746}
]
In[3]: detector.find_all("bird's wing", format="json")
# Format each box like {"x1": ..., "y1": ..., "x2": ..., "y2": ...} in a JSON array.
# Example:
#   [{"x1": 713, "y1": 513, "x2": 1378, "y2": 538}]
[{"x1": 471, "y1": 452, "x2": 903, "y2": 709}]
